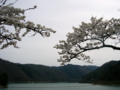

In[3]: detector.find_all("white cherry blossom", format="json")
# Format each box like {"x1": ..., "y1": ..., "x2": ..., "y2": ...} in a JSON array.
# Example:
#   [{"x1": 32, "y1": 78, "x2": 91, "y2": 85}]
[
  {"x1": 54, "y1": 17, "x2": 120, "y2": 65},
  {"x1": 0, "y1": 0, "x2": 56, "y2": 49}
]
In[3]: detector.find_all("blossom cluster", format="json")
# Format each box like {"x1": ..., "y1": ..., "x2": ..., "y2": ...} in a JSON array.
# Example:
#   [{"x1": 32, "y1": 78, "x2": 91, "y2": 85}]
[
  {"x1": 54, "y1": 17, "x2": 120, "y2": 65},
  {"x1": 0, "y1": 4, "x2": 56, "y2": 49}
]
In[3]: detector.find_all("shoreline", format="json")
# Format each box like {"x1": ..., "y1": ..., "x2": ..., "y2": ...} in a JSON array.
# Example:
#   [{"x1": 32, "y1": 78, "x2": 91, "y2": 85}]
[
  {"x1": 93, "y1": 81, "x2": 120, "y2": 86},
  {"x1": 0, "y1": 85, "x2": 8, "y2": 88}
]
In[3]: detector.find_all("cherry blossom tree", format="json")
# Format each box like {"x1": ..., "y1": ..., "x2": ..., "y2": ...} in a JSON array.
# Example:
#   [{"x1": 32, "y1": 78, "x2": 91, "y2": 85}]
[
  {"x1": 54, "y1": 17, "x2": 120, "y2": 65},
  {"x1": 0, "y1": 0, "x2": 56, "y2": 49}
]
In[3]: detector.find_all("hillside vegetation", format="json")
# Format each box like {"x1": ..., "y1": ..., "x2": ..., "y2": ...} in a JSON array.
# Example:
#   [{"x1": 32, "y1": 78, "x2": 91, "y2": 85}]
[
  {"x1": 53, "y1": 64, "x2": 98, "y2": 82},
  {"x1": 0, "y1": 58, "x2": 98, "y2": 83},
  {"x1": 80, "y1": 60, "x2": 120, "y2": 85}
]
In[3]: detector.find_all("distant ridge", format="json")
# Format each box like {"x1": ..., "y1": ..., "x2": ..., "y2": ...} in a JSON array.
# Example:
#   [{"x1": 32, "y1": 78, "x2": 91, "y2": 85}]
[
  {"x1": 52, "y1": 64, "x2": 98, "y2": 82},
  {"x1": 0, "y1": 58, "x2": 98, "y2": 83},
  {"x1": 0, "y1": 58, "x2": 70, "y2": 83}
]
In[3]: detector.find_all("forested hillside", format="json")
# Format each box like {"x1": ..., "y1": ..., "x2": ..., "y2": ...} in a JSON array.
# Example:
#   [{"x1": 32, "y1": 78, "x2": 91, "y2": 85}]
[
  {"x1": 16, "y1": 64, "x2": 70, "y2": 82},
  {"x1": 0, "y1": 58, "x2": 70, "y2": 83},
  {"x1": 53, "y1": 64, "x2": 98, "y2": 81},
  {"x1": 0, "y1": 58, "x2": 98, "y2": 83},
  {"x1": 80, "y1": 60, "x2": 120, "y2": 84}
]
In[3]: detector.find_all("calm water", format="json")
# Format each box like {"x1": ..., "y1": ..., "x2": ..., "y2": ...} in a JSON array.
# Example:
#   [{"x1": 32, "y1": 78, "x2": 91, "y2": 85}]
[{"x1": 0, "y1": 83, "x2": 120, "y2": 90}]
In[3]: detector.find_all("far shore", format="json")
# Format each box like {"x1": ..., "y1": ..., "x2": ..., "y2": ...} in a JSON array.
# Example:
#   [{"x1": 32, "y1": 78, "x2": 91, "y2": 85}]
[
  {"x1": 0, "y1": 85, "x2": 8, "y2": 88},
  {"x1": 93, "y1": 81, "x2": 120, "y2": 86}
]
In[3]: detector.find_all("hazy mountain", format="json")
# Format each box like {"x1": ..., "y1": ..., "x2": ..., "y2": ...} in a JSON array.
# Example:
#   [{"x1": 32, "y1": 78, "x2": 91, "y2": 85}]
[
  {"x1": 0, "y1": 58, "x2": 98, "y2": 83},
  {"x1": 52, "y1": 64, "x2": 98, "y2": 81},
  {"x1": 0, "y1": 58, "x2": 30, "y2": 82},
  {"x1": 0, "y1": 58, "x2": 70, "y2": 83},
  {"x1": 16, "y1": 64, "x2": 70, "y2": 82},
  {"x1": 80, "y1": 60, "x2": 120, "y2": 84}
]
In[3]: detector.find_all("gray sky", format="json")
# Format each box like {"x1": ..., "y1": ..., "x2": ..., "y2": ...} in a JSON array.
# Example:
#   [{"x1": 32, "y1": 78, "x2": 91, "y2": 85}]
[{"x1": 0, "y1": 0, "x2": 120, "y2": 66}]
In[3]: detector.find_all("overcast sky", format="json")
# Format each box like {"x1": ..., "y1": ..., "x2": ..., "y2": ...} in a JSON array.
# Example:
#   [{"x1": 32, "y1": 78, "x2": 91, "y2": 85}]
[{"x1": 0, "y1": 0, "x2": 120, "y2": 66}]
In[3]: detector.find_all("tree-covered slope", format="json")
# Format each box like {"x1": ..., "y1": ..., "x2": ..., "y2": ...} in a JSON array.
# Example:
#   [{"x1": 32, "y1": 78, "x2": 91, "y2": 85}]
[
  {"x1": 99, "y1": 61, "x2": 120, "y2": 82},
  {"x1": 0, "y1": 58, "x2": 70, "y2": 82},
  {"x1": 53, "y1": 64, "x2": 98, "y2": 81},
  {"x1": 0, "y1": 58, "x2": 30, "y2": 82},
  {"x1": 0, "y1": 58, "x2": 98, "y2": 83},
  {"x1": 80, "y1": 60, "x2": 120, "y2": 84},
  {"x1": 17, "y1": 64, "x2": 71, "y2": 82}
]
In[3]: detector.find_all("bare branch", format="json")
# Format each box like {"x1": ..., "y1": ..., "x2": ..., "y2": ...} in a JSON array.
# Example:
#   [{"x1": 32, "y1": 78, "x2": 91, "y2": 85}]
[{"x1": 0, "y1": 0, "x2": 7, "y2": 7}]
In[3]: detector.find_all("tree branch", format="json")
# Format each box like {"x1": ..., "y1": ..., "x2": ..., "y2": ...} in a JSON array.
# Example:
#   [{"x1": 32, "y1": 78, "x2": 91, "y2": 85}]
[
  {"x1": 54, "y1": 17, "x2": 120, "y2": 65},
  {"x1": 104, "y1": 44, "x2": 120, "y2": 50},
  {"x1": 0, "y1": 0, "x2": 7, "y2": 7},
  {"x1": 67, "y1": 44, "x2": 120, "y2": 62}
]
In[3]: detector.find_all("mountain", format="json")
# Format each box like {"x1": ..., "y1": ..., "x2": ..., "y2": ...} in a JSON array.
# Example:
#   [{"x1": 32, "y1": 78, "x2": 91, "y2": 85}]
[
  {"x1": 0, "y1": 58, "x2": 70, "y2": 83},
  {"x1": 80, "y1": 60, "x2": 120, "y2": 84},
  {"x1": 0, "y1": 58, "x2": 30, "y2": 82},
  {"x1": 0, "y1": 58, "x2": 98, "y2": 83},
  {"x1": 52, "y1": 64, "x2": 98, "y2": 82},
  {"x1": 16, "y1": 64, "x2": 70, "y2": 82},
  {"x1": 101, "y1": 61, "x2": 120, "y2": 81}
]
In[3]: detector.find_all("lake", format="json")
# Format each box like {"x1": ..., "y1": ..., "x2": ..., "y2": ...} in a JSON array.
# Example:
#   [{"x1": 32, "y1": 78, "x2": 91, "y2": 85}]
[{"x1": 0, "y1": 83, "x2": 120, "y2": 90}]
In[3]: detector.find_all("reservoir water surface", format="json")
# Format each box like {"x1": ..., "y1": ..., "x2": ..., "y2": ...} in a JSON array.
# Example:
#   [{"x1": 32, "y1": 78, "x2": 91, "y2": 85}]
[{"x1": 0, "y1": 83, "x2": 120, "y2": 90}]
